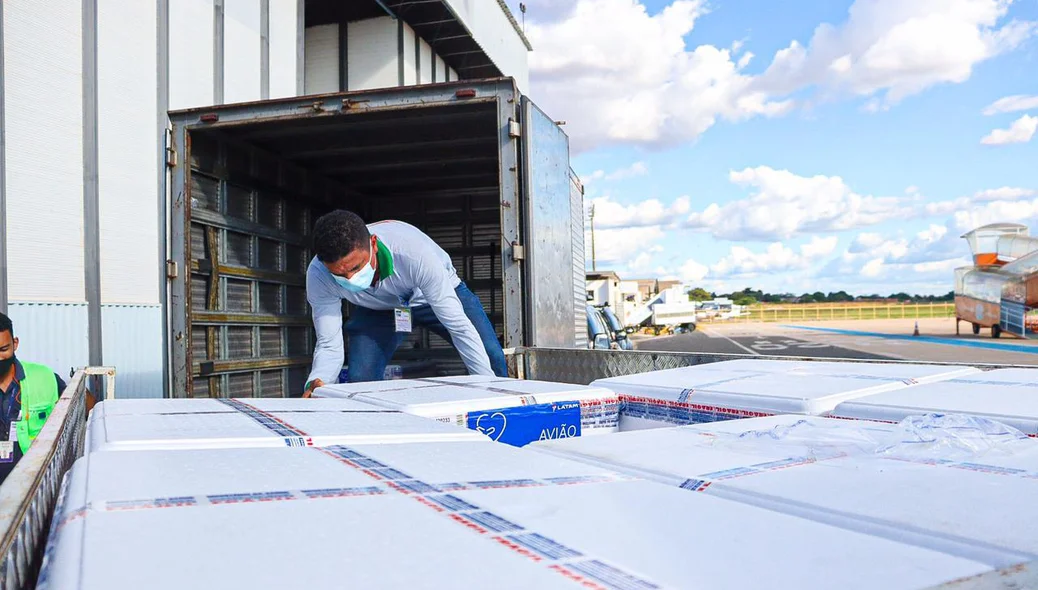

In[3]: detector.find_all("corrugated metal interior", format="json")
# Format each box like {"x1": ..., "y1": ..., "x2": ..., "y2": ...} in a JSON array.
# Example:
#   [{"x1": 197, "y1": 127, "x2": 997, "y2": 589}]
[
  {"x1": 5, "y1": 303, "x2": 89, "y2": 383},
  {"x1": 101, "y1": 305, "x2": 164, "y2": 398},
  {"x1": 570, "y1": 170, "x2": 587, "y2": 348},
  {"x1": 185, "y1": 99, "x2": 502, "y2": 397}
]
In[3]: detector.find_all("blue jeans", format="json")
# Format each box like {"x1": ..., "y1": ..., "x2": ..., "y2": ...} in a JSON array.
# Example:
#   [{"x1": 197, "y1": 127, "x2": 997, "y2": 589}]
[{"x1": 345, "y1": 282, "x2": 507, "y2": 382}]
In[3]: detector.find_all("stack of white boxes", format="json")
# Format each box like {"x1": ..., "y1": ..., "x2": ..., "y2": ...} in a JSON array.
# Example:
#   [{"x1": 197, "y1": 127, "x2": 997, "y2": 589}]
[
  {"x1": 314, "y1": 377, "x2": 620, "y2": 447},
  {"x1": 590, "y1": 360, "x2": 980, "y2": 431},
  {"x1": 40, "y1": 363, "x2": 1038, "y2": 588},
  {"x1": 42, "y1": 402, "x2": 998, "y2": 589}
]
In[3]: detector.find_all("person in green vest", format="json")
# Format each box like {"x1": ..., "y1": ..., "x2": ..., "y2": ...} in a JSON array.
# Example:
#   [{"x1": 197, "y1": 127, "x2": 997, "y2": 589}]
[{"x1": 0, "y1": 312, "x2": 94, "y2": 485}]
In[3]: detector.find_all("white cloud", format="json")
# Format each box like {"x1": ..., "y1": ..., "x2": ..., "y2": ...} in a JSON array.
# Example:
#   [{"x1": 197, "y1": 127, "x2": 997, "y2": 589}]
[
  {"x1": 685, "y1": 166, "x2": 906, "y2": 241},
  {"x1": 590, "y1": 195, "x2": 691, "y2": 229},
  {"x1": 679, "y1": 259, "x2": 709, "y2": 281},
  {"x1": 522, "y1": 0, "x2": 1036, "y2": 151},
  {"x1": 973, "y1": 186, "x2": 1037, "y2": 201},
  {"x1": 525, "y1": 0, "x2": 793, "y2": 151},
  {"x1": 981, "y1": 114, "x2": 1038, "y2": 145},
  {"x1": 757, "y1": 0, "x2": 1037, "y2": 109},
  {"x1": 586, "y1": 226, "x2": 665, "y2": 268},
  {"x1": 711, "y1": 236, "x2": 838, "y2": 278},
  {"x1": 983, "y1": 94, "x2": 1038, "y2": 115},
  {"x1": 582, "y1": 161, "x2": 650, "y2": 185}
]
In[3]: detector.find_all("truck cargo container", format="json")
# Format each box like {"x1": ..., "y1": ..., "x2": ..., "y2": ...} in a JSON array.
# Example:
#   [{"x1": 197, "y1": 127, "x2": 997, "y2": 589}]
[{"x1": 166, "y1": 78, "x2": 586, "y2": 398}]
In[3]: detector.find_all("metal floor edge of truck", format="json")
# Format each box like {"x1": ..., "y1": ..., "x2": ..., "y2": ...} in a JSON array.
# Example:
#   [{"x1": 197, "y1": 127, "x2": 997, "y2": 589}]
[{"x1": 166, "y1": 78, "x2": 587, "y2": 399}]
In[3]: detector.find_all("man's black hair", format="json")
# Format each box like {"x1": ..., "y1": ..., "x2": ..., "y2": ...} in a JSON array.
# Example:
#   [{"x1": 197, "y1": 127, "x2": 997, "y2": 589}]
[
  {"x1": 312, "y1": 210, "x2": 371, "y2": 263},
  {"x1": 0, "y1": 312, "x2": 12, "y2": 337}
]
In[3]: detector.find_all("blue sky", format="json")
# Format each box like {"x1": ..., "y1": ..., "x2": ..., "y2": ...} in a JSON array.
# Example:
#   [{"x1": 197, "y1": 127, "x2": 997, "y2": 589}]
[{"x1": 506, "y1": 0, "x2": 1038, "y2": 295}]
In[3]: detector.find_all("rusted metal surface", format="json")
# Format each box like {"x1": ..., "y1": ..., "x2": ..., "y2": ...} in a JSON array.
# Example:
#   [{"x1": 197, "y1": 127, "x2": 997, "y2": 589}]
[
  {"x1": 192, "y1": 355, "x2": 311, "y2": 377},
  {"x1": 191, "y1": 260, "x2": 305, "y2": 287},
  {"x1": 191, "y1": 312, "x2": 309, "y2": 326}
]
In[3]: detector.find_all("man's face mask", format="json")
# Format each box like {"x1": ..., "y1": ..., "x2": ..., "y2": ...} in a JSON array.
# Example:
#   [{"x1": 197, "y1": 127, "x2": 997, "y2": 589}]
[
  {"x1": 333, "y1": 241, "x2": 376, "y2": 293},
  {"x1": 0, "y1": 355, "x2": 16, "y2": 374}
]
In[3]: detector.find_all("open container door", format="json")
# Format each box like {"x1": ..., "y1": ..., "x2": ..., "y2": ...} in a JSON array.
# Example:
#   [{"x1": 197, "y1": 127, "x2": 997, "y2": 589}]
[{"x1": 520, "y1": 97, "x2": 577, "y2": 348}]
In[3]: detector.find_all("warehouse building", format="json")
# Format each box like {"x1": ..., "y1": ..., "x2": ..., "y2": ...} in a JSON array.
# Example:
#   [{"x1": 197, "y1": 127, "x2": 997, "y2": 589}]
[{"x1": 0, "y1": 0, "x2": 532, "y2": 397}]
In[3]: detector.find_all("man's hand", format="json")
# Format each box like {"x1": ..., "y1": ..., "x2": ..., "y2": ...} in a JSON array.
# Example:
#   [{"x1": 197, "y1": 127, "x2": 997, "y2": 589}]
[{"x1": 302, "y1": 378, "x2": 325, "y2": 398}]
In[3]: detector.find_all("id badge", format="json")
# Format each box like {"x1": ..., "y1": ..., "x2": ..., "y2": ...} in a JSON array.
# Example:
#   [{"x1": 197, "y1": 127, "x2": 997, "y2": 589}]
[
  {"x1": 8, "y1": 421, "x2": 15, "y2": 443},
  {"x1": 394, "y1": 308, "x2": 413, "y2": 333},
  {"x1": 0, "y1": 441, "x2": 14, "y2": 464}
]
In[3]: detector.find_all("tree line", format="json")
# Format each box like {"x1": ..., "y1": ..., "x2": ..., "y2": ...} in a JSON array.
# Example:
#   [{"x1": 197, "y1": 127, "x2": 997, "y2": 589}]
[{"x1": 687, "y1": 287, "x2": 955, "y2": 307}]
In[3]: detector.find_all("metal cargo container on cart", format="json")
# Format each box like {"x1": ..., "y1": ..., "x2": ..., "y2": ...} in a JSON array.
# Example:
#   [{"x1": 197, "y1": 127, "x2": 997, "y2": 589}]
[{"x1": 166, "y1": 78, "x2": 587, "y2": 399}]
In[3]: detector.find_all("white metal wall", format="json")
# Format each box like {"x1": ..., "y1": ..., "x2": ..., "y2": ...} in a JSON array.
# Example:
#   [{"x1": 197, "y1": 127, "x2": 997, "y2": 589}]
[
  {"x1": 418, "y1": 38, "x2": 433, "y2": 84},
  {"x1": 443, "y1": 0, "x2": 530, "y2": 91},
  {"x1": 3, "y1": 0, "x2": 85, "y2": 304},
  {"x1": 224, "y1": 0, "x2": 262, "y2": 103},
  {"x1": 434, "y1": 55, "x2": 446, "y2": 83},
  {"x1": 304, "y1": 23, "x2": 338, "y2": 94},
  {"x1": 169, "y1": 0, "x2": 215, "y2": 110},
  {"x1": 269, "y1": 0, "x2": 299, "y2": 98},
  {"x1": 402, "y1": 22, "x2": 417, "y2": 86},
  {"x1": 346, "y1": 17, "x2": 397, "y2": 91},
  {"x1": 98, "y1": 0, "x2": 159, "y2": 306}
]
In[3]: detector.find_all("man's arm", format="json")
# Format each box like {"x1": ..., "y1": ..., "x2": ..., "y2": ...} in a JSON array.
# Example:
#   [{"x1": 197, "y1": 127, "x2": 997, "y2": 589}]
[
  {"x1": 413, "y1": 260, "x2": 493, "y2": 376},
  {"x1": 305, "y1": 266, "x2": 346, "y2": 395}
]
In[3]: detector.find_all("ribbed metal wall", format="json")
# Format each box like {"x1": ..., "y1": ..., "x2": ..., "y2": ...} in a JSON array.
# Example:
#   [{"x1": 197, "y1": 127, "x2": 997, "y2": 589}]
[
  {"x1": 346, "y1": 17, "x2": 397, "y2": 91},
  {"x1": 101, "y1": 305, "x2": 164, "y2": 398},
  {"x1": 5, "y1": 303, "x2": 90, "y2": 383},
  {"x1": 224, "y1": 0, "x2": 262, "y2": 103},
  {"x1": 571, "y1": 170, "x2": 587, "y2": 348}
]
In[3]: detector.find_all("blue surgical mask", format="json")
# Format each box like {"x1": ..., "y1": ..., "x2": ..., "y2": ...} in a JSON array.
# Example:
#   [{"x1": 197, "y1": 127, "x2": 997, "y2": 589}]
[{"x1": 333, "y1": 243, "x2": 376, "y2": 293}]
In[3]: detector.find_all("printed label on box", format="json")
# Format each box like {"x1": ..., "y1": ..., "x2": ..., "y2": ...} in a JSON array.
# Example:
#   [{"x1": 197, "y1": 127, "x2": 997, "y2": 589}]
[{"x1": 466, "y1": 401, "x2": 582, "y2": 447}]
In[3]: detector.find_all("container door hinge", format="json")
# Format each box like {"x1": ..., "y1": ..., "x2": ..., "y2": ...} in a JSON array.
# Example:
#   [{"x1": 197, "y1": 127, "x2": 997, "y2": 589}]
[
  {"x1": 511, "y1": 241, "x2": 525, "y2": 261},
  {"x1": 166, "y1": 260, "x2": 178, "y2": 279},
  {"x1": 508, "y1": 119, "x2": 521, "y2": 139},
  {"x1": 165, "y1": 128, "x2": 177, "y2": 167}
]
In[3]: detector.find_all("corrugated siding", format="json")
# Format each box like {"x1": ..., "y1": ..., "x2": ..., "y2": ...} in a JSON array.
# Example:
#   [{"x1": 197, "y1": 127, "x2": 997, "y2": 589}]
[
  {"x1": 418, "y1": 38, "x2": 432, "y2": 84},
  {"x1": 442, "y1": 0, "x2": 529, "y2": 91},
  {"x1": 448, "y1": 67, "x2": 458, "y2": 82},
  {"x1": 102, "y1": 305, "x2": 164, "y2": 398},
  {"x1": 304, "y1": 24, "x2": 338, "y2": 95},
  {"x1": 98, "y1": 0, "x2": 160, "y2": 306},
  {"x1": 169, "y1": 0, "x2": 215, "y2": 109},
  {"x1": 5, "y1": 303, "x2": 89, "y2": 382},
  {"x1": 224, "y1": 0, "x2": 262, "y2": 103},
  {"x1": 402, "y1": 23, "x2": 417, "y2": 86},
  {"x1": 346, "y1": 17, "x2": 396, "y2": 91},
  {"x1": 3, "y1": 0, "x2": 85, "y2": 303},
  {"x1": 571, "y1": 170, "x2": 587, "y2": 348},
  {"x1": 268, "y1": 0, "x2": 298, "y2": 99}
]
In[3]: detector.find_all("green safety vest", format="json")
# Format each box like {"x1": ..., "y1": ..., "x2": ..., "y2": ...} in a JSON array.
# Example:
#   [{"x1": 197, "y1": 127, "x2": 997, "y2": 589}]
[{"x1": 13, "y1": 362, "x2": 59, "y2": 454}]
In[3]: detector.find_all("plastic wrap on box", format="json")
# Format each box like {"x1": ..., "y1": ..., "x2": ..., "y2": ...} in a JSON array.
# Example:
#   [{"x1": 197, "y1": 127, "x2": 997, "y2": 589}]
[
  {"x1": 311, "y1": 378, "x2": 444, "y2": 397},
  {"x1": 831, "y1": 368, "x2": 1038, "y2": 436},
  {"x1": 318, "y1": 381, "x2": 619, "y2": 447},
  {"x1": 87, "y1": 398, "x2": 487, "y2": 452},
  {"x1": 590, "y1": 360, "x2": 979, "y2": 431},
  {"x1": 533, "y1": 414, "x2": 1038, "y2": 561},
  {"x1": 93, "y1": 397, "x2": 391, "y2": 416},
  {"x1": 41, "y1": 438, "x2": 990, "y2": 590}
]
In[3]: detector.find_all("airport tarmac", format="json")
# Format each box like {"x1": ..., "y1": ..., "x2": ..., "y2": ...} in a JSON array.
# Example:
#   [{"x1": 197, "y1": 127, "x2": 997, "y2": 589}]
[{"x1": 634, "y1": 318, "x2": 1038, "y2": 366}]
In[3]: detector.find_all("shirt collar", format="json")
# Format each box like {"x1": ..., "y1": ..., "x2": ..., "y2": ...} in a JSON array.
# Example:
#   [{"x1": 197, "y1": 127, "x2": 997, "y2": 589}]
[
  {"x1": 14, "y1": 360, "x2": 24, "y2": 382},
  {"x1": 375, "y1": 238, "x2": 394, "y2": 281}
]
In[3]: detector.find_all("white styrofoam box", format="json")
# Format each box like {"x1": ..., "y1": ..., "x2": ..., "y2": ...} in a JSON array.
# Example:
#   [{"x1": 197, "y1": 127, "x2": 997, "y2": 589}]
[
  {"x1": 594, "y1": 360, "x2": 980, "y2": 430},
  {"x1": 92, "y1": 397, "x2": 390, "y2": 417},
  {"x1": 313, "y1": 379, "x2": 443, "y2": 398},
  {"x1": 831, "y1": 368, "x2": 1038, "y2": 435},
  {"x1": 304, "y1": 24, "x2": 339, "y2": 95},
  {"x1": 320, "y1": 382, "x2": 620, "y2": 446},
  {"x1": 87, "y1": 401, "x2": 486, "y2": 452},
  {"x1": 346, "y1": 17, "x2": 397, "y2": 91},
  {"x1": 534, "y1": 415, "x2": 1038, "y2": 563},
  {"x1": 42, "y1": 440, "x2": 990, "y2": 589},
  {"x1": 420, "y1": 375, "x2": 515, "y2": 385}
]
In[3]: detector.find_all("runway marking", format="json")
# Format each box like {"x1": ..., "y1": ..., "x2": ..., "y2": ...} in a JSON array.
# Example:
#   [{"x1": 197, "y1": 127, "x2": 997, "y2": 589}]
[
  {"x1": 700, "y1": 327, "x2": 760, "y2": 356},
  {"x1": 785, "y1": 325, "x2": 1038, "y2": 355}
]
